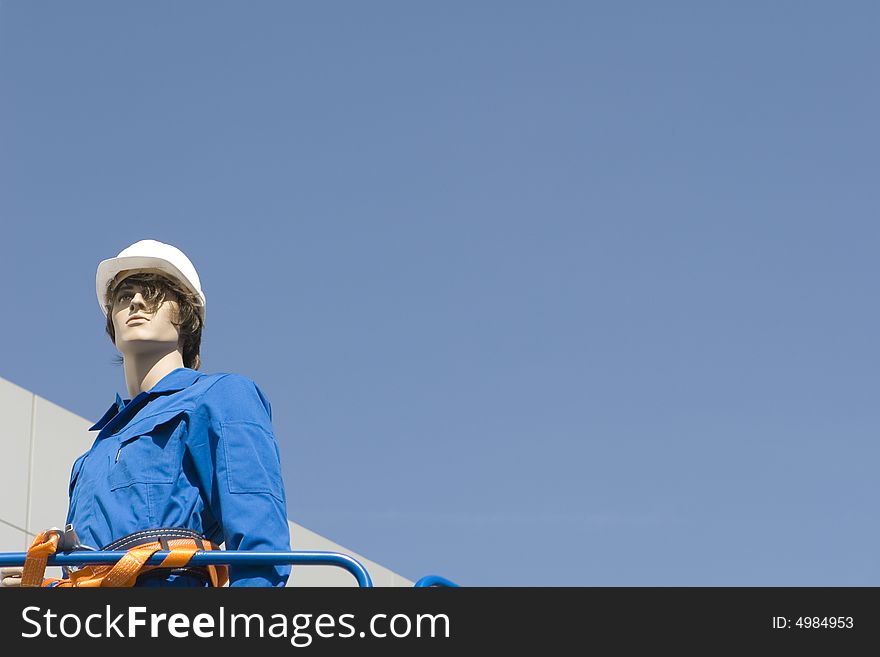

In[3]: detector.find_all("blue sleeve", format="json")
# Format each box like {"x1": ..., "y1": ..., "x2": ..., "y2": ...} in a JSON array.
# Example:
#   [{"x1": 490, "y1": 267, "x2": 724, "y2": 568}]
[{"x1": 192, "y1": 374, "x2": 291, "y2": 587}]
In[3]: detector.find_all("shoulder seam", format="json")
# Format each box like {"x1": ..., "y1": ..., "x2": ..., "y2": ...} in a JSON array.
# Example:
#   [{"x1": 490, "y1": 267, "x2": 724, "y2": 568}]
[{"x1": 192, "y1": 373, "x2": 257, "y2": 423}]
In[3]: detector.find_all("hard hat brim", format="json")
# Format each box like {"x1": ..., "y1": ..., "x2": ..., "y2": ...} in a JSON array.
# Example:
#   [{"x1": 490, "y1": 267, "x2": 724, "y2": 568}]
[{"x1": 96, "y1": 255, "x2": 206, "y2": 318}]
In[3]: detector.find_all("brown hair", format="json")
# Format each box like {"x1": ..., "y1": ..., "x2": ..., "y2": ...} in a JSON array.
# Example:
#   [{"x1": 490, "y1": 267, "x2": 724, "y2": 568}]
[{"x1": 104, "y1": 271, "x2": 204, "y2": 370}]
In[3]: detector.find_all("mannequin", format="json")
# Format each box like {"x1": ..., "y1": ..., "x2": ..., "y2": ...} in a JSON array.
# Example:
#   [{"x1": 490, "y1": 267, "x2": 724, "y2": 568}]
[{"x1": 2, "y1": 241, "x2": 292, "y2": 587}]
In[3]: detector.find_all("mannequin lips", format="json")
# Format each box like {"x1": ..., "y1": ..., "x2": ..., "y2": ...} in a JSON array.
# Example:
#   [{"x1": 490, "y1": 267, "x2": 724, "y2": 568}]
[{"x1": 126, "y1": 315, "x2": 149, "y2": 324}]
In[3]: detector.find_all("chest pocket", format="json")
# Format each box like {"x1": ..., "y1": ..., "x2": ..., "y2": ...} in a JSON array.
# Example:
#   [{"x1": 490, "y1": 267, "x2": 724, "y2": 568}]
[{"x1": 108, "y1": 415, "x2": 184, "y2": 490}]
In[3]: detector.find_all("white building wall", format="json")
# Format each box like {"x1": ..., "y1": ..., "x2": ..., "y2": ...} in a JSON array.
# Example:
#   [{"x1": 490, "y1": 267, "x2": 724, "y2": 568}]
[
  {"x1": 0, "y1": 375, "x2": 411, "y2": 587},
  {"x1": 0, "y1": 377, "x2": 32, "y2": 551}
]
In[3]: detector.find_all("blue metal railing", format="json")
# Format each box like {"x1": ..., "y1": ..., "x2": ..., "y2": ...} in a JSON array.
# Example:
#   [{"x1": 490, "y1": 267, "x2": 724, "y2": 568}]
[
  {"x1": 0, "y1": 550, "x2": 374, "y2": 588},
  {"x1": 0, "y1": 549, "x2": 461, "y2": 588},
  {"x1": 414, "y1": 575, "x2": 459, "y2": 587}
]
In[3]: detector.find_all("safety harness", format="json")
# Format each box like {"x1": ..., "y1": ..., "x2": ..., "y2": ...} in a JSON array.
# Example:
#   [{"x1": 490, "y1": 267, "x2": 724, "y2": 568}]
[{"x1": 21, "y1": 526, "x2": 229, "y2": 588}]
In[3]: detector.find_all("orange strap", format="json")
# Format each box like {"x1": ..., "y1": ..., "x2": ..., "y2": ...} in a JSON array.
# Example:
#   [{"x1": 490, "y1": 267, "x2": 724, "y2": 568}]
[
  {"x1": 23, "y1": 530, "x2": 229, "y2": 588},
  {"x1": 21, "y1": 531, "x2": 61, "y2": 587},
  {"x1": 100, "y1": 543, "x2": 164, "y2": 587}
]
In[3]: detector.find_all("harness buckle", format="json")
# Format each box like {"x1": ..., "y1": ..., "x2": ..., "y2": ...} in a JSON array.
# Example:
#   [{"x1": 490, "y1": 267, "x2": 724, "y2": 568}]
[{"x1": 57, "y1": 524, "x2": 95, "y2": 552}]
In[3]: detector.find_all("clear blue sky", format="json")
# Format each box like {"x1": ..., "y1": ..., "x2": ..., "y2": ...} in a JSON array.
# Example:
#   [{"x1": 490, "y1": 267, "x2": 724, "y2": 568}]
[{"x1": 1, "y1": 1, "x2": 878, "y2": 585}]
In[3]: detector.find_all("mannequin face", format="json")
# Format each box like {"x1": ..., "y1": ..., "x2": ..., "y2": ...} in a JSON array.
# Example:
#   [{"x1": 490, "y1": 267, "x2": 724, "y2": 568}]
[{"x1": 110, "y1": 272, "x2": 182, "y2": 357}]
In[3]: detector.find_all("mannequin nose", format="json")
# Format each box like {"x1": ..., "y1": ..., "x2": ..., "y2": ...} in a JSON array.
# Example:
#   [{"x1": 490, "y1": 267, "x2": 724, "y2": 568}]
[{"x1": 129, "y1": 292, "x2": 147, "y2": 310}]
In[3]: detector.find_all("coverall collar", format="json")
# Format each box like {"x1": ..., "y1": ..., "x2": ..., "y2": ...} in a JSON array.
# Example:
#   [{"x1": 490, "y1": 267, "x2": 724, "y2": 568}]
[{"x1": 88, "y1": 367, "x2": 202, "y2": 431}]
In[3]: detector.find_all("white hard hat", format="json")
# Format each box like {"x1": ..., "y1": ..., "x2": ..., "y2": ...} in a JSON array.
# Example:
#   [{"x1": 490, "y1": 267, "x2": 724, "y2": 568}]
[{"x1": 96, "y1": 239, "x2": 206, "y2": 319}]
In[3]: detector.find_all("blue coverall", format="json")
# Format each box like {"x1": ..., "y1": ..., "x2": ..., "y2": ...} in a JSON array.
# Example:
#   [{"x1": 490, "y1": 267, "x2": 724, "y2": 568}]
[{"x1": 65, "y1": 367, "x2": 291, "y2": 587}]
